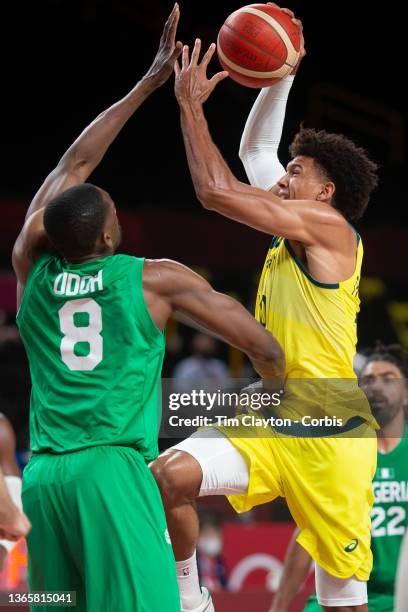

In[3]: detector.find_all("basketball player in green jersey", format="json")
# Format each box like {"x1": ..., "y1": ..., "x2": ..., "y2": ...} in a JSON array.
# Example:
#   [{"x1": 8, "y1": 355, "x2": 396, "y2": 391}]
[
  {"x1": 12, "y1": 5, "x2": 284, "y2": 611},
  {"x1": 269, "y1": 344, "x2": 408, "y2": 612}
]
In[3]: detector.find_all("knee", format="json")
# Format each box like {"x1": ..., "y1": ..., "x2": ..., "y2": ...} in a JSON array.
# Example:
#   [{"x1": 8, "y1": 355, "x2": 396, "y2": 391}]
[{"x1": 150, "y1": 452, "x2": 202, "y2": 505}]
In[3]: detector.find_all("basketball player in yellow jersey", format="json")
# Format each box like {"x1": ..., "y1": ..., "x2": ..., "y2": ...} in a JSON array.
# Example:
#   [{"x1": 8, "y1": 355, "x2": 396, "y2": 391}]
[{"x1": 151, "y1": 6, "x2": 381, "y2": 612}]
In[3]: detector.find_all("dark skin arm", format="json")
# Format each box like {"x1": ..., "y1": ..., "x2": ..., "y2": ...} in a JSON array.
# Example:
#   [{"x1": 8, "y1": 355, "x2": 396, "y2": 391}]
[
  {"x1": 174, "y1": 36, "x2": 356, "y2": 284},
  {"x1": 143, "y1": 259, "x2": 285, "y2": 381},
  {"x1": 12, "y1": 3, "x2": 183, "y2": 308},
  {"x1": 269, "y1": 527, "x2": 312, "y2": 612},
  {"x1": 0, "y1": 415, "x2": 20, "y2": 477},
  {"x1": 0, "y1": 415, "x2": 23, "y2": 567}
]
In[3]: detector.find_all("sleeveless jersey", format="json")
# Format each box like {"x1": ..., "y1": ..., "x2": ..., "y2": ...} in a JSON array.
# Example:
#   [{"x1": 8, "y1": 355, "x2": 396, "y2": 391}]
[
  {"x1": 17, "y1": 253, "x2": 165, "y2": 460},
  {"x1": 255, "y1": 234, "x2": 377, "y2": 426},
  {"x1": 370, "y1": 429, "x2": 408, "y2": 597},
  {"x1": 306, "y1": 428, "x2": 408, "y2": 611},
  {"x1": 255, "y1": 235, "x2": 362, "y2": 378}
]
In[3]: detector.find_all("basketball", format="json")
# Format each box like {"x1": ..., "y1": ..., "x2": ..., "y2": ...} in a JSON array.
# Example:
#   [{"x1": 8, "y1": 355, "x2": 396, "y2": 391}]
[{"x1": 217, "y1": 4, "x2": 301, "y2": 88}]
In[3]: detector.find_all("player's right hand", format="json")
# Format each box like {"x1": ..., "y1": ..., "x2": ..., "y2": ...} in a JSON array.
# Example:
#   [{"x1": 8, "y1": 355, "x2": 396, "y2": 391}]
[
  {"x1": 0, "y1": 505, "x2": 31, "y2": 541},
  {"x1": 266, "y1": 3, "x2": 306, "y2": 74}
]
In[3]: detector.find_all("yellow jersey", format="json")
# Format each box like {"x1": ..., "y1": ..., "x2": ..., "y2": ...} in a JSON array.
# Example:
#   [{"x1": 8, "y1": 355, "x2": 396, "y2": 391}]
[{"x1": 255, "y1": 234, "x2": 362, "y2": 379}]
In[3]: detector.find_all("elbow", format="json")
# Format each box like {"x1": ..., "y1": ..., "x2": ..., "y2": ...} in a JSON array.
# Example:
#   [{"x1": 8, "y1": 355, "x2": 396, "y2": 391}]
[
  {"x1": 195, "y1": 185, "x2": 227, "y2": 212},
  {"x1": 195, "y1": 186, "x2": 216, "y2": 210}
]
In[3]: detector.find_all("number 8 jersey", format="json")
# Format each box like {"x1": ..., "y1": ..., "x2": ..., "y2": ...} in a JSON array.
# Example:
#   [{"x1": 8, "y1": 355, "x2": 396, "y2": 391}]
[{"x1": 17, "y1": 253, "x2": 165, "y2": 460}]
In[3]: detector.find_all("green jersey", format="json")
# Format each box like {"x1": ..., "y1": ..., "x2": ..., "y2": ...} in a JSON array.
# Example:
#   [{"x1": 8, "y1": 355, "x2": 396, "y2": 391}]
[
  {"x1": 17, "y1": 253, "x2": 165, "y2": 461},
  {"x1": 305, "y1": 426, "x2": 408, "y2": 612},
  {"x1": 369, "y1": 427, "x2": 408, "y2": 605}
]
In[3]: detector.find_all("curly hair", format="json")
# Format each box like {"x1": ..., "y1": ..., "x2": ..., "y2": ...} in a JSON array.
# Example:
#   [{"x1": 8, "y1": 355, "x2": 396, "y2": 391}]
[
  {"x1": 362, "y1": 342, "x2": 408, "y2": 379},
  {"x1": 289, "y1": 127, "x2": 379, "y2": 222}
]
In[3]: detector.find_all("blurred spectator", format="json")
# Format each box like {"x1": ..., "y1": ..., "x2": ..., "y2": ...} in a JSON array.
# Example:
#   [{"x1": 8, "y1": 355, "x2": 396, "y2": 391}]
[
  {"x1": 197, "y1": 510, "x2": 228, "y2": 593},
  {"x1": 173, "y1": 333, "x2": 228, "y2": 383}
]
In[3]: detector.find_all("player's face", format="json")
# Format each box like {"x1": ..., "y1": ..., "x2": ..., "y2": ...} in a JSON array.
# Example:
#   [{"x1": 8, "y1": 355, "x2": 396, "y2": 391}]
[
  {"x1": 277, "y1": 156, "x2": 330, "y2": 202},
  {"x1": 360, "y1": 360, "x2": 407, "y2": 428}
]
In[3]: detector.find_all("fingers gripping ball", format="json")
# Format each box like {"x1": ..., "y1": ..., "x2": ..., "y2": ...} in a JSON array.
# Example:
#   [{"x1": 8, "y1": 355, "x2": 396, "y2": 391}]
[{"x1": 217, "y1": 4, "x2": 300, "y2": 88}]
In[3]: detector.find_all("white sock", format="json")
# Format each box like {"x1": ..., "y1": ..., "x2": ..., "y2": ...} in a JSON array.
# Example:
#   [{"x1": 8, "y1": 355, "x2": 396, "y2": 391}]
[{"x1": 176, "y1": 551, "x2": 202, "y2": 610}]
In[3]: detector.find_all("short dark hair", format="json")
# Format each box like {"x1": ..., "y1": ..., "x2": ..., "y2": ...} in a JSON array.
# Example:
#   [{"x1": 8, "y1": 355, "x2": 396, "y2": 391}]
[
  {"x1": 43, "y1": 183, "x2": 108, "y2": 258},
  {"x1": 289, "y1": 126, "x2": 379, "y2": 222},
  {"x1": 362, "y1": 342, "x2": 408, "y2": 379}
]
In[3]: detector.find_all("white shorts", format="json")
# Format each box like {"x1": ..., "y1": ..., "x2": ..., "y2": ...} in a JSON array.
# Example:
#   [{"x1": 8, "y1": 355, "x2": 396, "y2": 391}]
[{"x1": 167, "y1": 428, "x2": 368, "y2": 607}]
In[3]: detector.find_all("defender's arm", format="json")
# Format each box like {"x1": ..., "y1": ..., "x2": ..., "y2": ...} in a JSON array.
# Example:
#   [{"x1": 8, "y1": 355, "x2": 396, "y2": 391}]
[
  {"x1": 143, "y1": 259, "x2": 285, "y2": 381},
  {"x1": 12, "y1": 4, "x2": 182, "y2": 288},
  {"x1": 269, "y1": 528, "x2": 313, "y2": 612}
]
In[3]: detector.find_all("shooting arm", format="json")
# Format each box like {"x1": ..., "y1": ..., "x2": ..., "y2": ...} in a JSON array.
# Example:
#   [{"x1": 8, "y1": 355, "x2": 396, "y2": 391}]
[
  {"x1": 179, "y1": 100, "x2": 336, "y2": 243},
  {"x1": 239, "y1": 77, "x2": 294, "y2": 190}
]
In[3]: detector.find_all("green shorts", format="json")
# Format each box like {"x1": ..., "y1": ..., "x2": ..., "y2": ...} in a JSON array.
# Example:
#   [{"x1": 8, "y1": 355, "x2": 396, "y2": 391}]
[{"x1": 22, "y1": 445, "x2": 179, "y2": 611}]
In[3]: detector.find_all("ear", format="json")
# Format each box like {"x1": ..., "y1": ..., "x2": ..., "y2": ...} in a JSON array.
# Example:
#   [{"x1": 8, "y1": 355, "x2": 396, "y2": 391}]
[
  {"x1": 403, "y1": 383, "x2": 408, "y2": 408},
  {"x1": 317, "y1": 181, "x2": 336, "y2": 202},
  {"x1": 101, "y1": 231, "x2": 113, "y2": 248}
]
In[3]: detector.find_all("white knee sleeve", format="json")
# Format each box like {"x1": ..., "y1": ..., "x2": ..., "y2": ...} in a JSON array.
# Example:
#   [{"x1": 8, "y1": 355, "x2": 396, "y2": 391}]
[{"x1": 166, "y1": 428, "x2": 249, "y2": 496}]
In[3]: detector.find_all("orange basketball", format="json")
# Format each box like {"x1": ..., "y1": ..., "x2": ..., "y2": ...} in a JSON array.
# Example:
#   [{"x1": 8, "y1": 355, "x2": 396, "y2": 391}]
[{"x1": 217, "y1": 4, "x2": 301, "y2": 88}]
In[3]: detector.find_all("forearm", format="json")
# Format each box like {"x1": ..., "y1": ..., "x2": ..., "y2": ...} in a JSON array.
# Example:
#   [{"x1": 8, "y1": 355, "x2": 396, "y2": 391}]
[
  {"x1": 26, "y1": 76, "x2": 157, "y2": 219},
  {"x1": 179, "y1": 101, "x2": 238, "y2": 199},
  {"x1": 179, "y1": 102, "x2": 291, "y2": 234},
  {"x1": 271, "y1": 534, "x2": 312, "y2": 611},
  {"x1": 0, "y1": 469, "x2": 15, "y2": 521},
  {"x1": 239, "y1": 76, "x2": 294, "y2": 190},
  {"x1": 60, "y1": 76, "x2": 157, "y2": 170}
]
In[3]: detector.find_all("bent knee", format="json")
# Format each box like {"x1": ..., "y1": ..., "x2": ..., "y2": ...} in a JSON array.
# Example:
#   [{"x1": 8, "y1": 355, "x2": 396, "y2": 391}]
[{"x1": 150, "y1": 451, "x2": 202, "y2": 504}]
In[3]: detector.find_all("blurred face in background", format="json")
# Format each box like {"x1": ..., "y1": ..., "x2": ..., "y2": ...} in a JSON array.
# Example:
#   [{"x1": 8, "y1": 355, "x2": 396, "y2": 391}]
[
  {"x1": 198, "y1": 523, "x2": 223, "y2": 557},
  {"x1": 360, "y1": 360, "x2": 407, "y2": 428}
]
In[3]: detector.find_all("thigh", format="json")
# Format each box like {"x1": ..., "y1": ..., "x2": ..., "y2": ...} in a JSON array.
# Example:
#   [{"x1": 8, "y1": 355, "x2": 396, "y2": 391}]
[
  {"x1": 22, "y1": 457, "x2": 85, "y2": 611},
  {"x1": 72, "y1": 446, "x2": 179, "y2": 612},
  {"x1": 24, "y1": 447, "x2": 180, "y2": 612}
]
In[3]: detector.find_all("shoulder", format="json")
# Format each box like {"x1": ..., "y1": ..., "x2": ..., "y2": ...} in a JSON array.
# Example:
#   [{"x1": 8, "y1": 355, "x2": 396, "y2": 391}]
[{"x1": 143, "y1": 259, "x2": 208, "y2": 295}]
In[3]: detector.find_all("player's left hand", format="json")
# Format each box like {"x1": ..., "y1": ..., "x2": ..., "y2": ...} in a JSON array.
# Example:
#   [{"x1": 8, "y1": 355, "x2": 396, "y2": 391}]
[
  {"x1": 144, "y1": 3, "x2": 183, "y2": 88},
  {"x1": 174, "y1": 39, "x2": 229, "y2": 106}
]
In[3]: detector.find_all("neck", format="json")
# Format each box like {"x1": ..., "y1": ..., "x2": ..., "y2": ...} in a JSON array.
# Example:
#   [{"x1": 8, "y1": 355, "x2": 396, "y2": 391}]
[
  {"x1": 377, "y1": 409, "x2": 405, "y2": 453},
  {"x1": 65, "y1": 251, "x2": 110, "y2": 264}
]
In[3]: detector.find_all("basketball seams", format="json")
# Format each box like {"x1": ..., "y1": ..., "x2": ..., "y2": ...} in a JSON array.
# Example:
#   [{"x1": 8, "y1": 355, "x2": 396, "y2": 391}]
[
  {"x1": 222, "y1": 22, "x2": 292, "y2": 68},
  {"x1": 217, "y1": 39, "x2": 291, "y2": 80},
  {"x1": 218, "y1": 5, "x2": 300, "y2": 86},
  {"x1": 240, "y1": 7, "x2": 299, "y2": 65}
]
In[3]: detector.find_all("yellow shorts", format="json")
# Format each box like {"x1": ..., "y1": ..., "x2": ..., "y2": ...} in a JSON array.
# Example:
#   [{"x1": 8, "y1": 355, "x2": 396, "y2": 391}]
[{"x1": 216, "y1": 417, "x2": 377, "y2": 581}]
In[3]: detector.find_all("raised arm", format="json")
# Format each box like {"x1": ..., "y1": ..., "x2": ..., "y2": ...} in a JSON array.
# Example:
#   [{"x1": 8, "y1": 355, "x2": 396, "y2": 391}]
[
  {"x1": 12, "y1": 4, "x2": 182, "y2": 287},
  {"x1": 239, "y1": 5, "x2": 305, "y2": 191},
  {"x1": 239, "y1": 76, "x2": 294, "y2": 191},
  {"x1": 143, "y1": 259, "x2": 285, "y2": 382},
  {"x1": 174, "y1": 41, "x2": 343, "y2": 247}
]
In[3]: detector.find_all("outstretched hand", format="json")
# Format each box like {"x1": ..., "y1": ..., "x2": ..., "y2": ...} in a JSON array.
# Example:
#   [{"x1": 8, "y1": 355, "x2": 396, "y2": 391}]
[
  {"x1": 144, "y1": 3, "x2": 183, "y2": 88},
  {"x1": 267, "y1": 3, "x2": 306, "y2": 74},
  {"x1": 174, "y1": 39, "x2": 229, "y2": 107}
]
